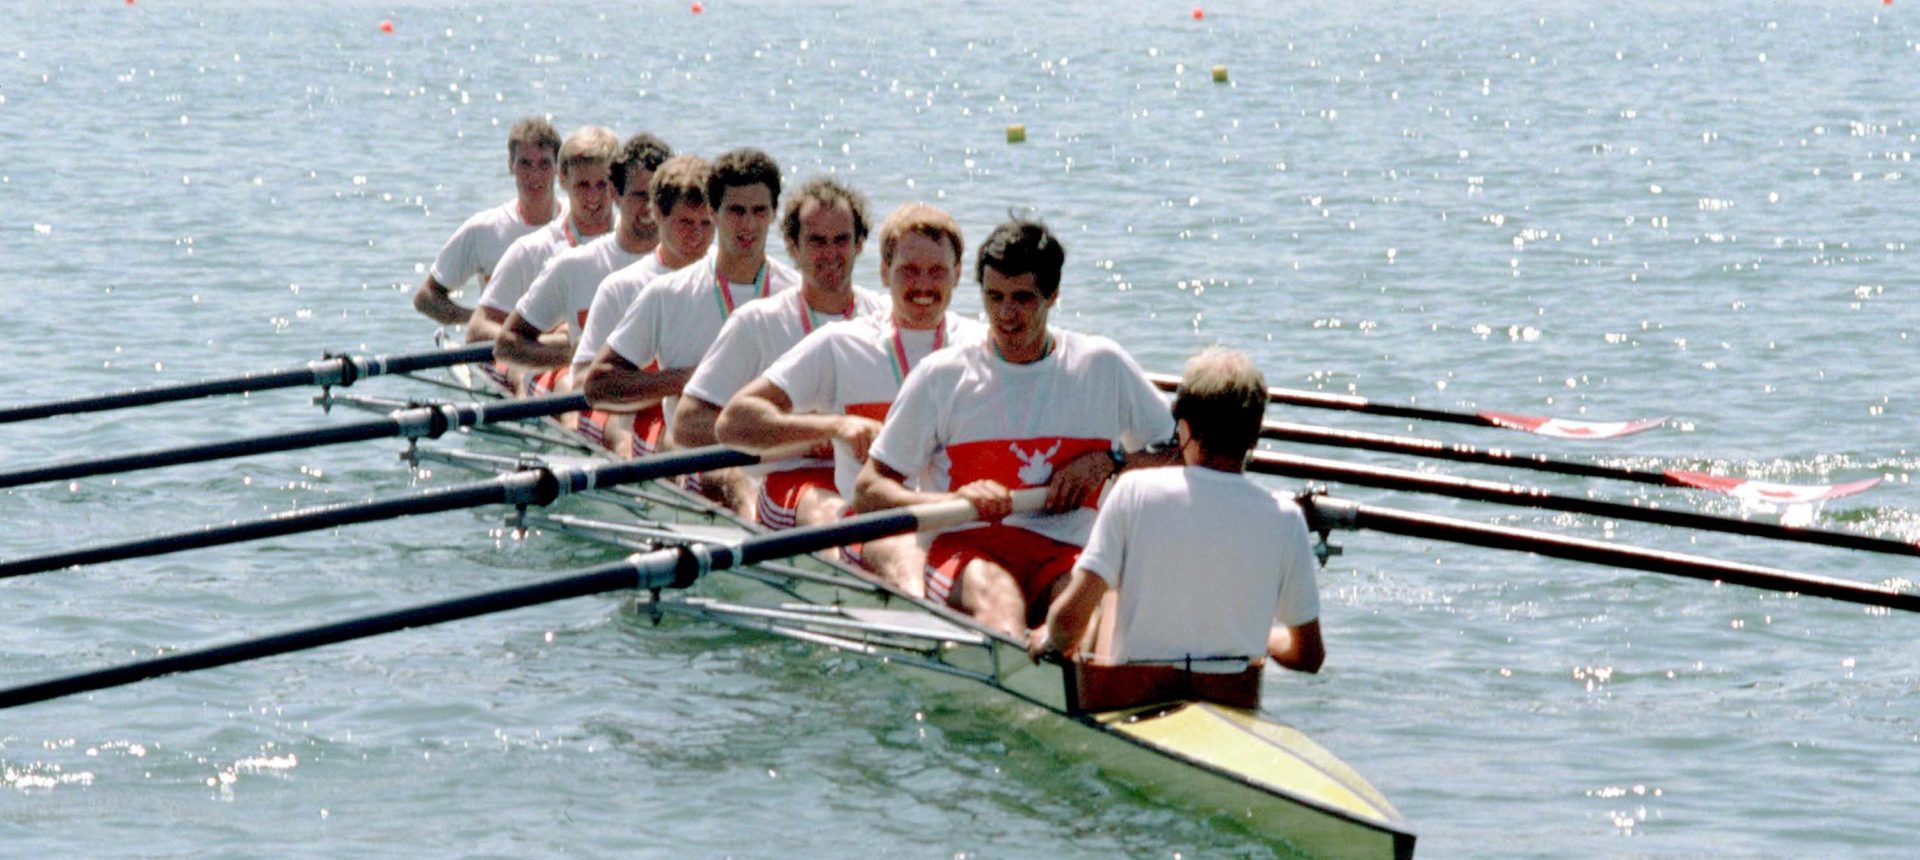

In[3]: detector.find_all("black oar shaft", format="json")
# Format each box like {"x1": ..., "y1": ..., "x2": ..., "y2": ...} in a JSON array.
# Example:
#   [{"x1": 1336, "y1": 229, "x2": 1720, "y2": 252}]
[
  {"x1": 1251, "y1": 452, "x2": 1920, "y2": 559},
  {"x1": 1149, "y1": 373, "x2": 1491, "y2": 428},
  {"x1": 1260, "y1": 421, "x2": 1669, "y2": 486},
  {"x1": 0, "y1": 344, "x2": 496, "y2": 426},
  {"x1": 0, "y1": 482, "x2": 513, "y2": 578},
  {"x1": 0, "y1": 393, "x2": 586, "y2": 491},
  {"x1": 0, "y1": 494, "x2": 1010, "y2": 711},
  {"x1": 0, "y1": 565, "x2": 642, "y2": 711},
  {"x1": 1309, "y1": 497, "x2": 1919, "y2": 613},
  {"x1": 0, "y1": 444, "x2": 761, "y2": 579}
]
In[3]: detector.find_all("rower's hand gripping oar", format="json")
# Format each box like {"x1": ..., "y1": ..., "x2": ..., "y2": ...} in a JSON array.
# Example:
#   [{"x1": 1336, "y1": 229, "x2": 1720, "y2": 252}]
[
  {"x1": 1147, "y1": 373, "x2": 1666, "y2": 440},
  {"x1": 0, "y1": 445, "x2": 767, "y2": 580},
  {"x1": 1303, "y1": 494, "x2": 1919, "y2": 614},
  {"x1": 0, "y1": 343, "x2": 496, "y2": 426},
  {"x1": 0, "y1": 490, "x2": 1045, "y2": 711},
  {"x1": 0, "y1": 393, "x2": 588, "y2": 491}
]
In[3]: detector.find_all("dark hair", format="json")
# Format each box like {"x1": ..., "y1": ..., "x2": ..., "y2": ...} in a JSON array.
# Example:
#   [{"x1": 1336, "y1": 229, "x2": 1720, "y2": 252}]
[
  {"x1": 780, "y1": 176, "x2": 871, "y2": 247},
  {"x1": 650, "y1": 155, "x2": 712, "y2": 217},
  {"x1": 611, "y1": 132, "x2": 673, "y2": 195},
  {"x1": 974, "y1": 217, "x2": 1064, "y2": 298},
  {"x1": 1170, "y1": 347, "x2": 1268, "y2": 457},
  {"x1": 506, "y1": 116, "x2": 560, "y2": 158},
  {"x1": 707, "y1": 148, "x2": 782, "y2": 210}
]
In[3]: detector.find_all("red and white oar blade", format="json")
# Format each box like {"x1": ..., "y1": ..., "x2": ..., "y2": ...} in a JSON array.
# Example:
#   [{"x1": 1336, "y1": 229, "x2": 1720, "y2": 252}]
[
  {"x1": 1665, "y1": 470, "x2": 1882, "y2": 503},
  {"x1": 1477, "y1": 411, "x2": 1668, "y2": 439}
]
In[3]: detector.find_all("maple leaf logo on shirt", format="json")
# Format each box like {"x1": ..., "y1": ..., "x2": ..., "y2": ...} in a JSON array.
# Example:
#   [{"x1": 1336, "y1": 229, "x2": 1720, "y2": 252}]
[{"x1": 1011, "y1": 440, "x2": 1062, "y2": 486}]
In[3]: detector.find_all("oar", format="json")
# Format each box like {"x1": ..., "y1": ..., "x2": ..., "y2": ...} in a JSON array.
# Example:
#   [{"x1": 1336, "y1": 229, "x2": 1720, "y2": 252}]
[
  {"x1": 1248, "y1": 451, "x2": 1920, "y2": 559},
  {"x1": 1148, "y1": 373, "x2": 1664, "y2": 439},
  {"x1": 1305, "y1": 495, "x2": 1919, "y2": 613},
  {"x1": 0, "y1": 490, "x2": 1044, "y2": 711},
  {"x1": 0, "y1": 393, "x2": 587, "y2": 491},
  {"x1": 0, "y1": 344, "x2": 496, "y2": 426},
  {"x1": 0, "y1": 446, "x2": 759, "y2": 579},
  {"x1": 1258, "y1": 420, "x2": 1881, "y2": 501}
]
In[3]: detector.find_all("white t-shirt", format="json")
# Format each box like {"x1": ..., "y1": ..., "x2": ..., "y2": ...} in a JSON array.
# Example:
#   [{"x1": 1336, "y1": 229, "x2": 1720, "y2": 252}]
[
  {"x1": 427, "y1": 198, "x2": 563, "y2": 289},
  {"x1": 572, "y1": 251, "x2": 675, "y2": 375},
  {"x1": 869, "y1": 329, "x2": 1177, "y2": 546},
  {"x1": 602, "y1": 252, "x2": 801, "y2": 433},
  {"x1": 476, "y1": 216, "x2": 592, "y2": 314},
  {"x1": 764, "y1": 312, "x2": 985, "y2": 498},
  {"x1": 683, "y1": 286, "x2": 888, "y2": 472},
  {"x1": 1079, "y1": 466, "x2": 1320, "y2": 671},
  {"x1": 514, "y1": 235, "x2": 645, "y2": 343}
]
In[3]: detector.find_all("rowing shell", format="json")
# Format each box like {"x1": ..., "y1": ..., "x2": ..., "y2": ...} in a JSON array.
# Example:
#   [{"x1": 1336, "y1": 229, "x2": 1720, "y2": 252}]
[{"x1": 429, "y1": 353, "x2": 1416, "y2": 859}]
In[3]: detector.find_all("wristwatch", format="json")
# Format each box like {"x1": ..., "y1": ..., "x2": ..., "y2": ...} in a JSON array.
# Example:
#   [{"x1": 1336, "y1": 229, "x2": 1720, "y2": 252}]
[{"x1": 1107, "y1": 445, "x2": 1127, "y2": 474}]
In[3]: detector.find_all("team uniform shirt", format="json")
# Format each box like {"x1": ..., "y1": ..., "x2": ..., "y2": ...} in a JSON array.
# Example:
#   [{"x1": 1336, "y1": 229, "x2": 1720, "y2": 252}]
[
  {"x1": 602, "y1": 250, "x2": 802, "y2": 438},
  {"x1": 684, "y1": 286, "x2": 888, "y2": 528},
  {"x1": 1079, "y1": 467, "x2": 1321, "y2": 671},
  {"x1": 427, "y1": 198, "x2": 564, "y2": 290},
  {"x1": 516, "y1": 235, "x2": 646, "y2": 343},
  {"x1": 869, "y1": 329, "x2": 1176, "y2": 547},
  {"x1": 476, "y1": 215, "x2": 593, "y2": 315},
  {"x1": 572, "y1": 251, "x2": 675, "y2": 376},
  {"x1": 764, "y1": 312, "x2": 986, "y2": 500}
]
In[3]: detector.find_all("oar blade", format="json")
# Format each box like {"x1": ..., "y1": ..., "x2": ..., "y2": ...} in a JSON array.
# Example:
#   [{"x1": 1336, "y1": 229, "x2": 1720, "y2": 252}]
[
  {"x1": 1665, "y1": 470, "x2": 1883, "y2": 504},
  {"x1": 1477, "y1": 411, "x2": 1667, "y2": 439}
]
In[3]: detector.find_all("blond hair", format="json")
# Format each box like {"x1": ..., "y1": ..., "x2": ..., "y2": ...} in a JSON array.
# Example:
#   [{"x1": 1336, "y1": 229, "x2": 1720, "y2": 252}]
[
  {"x1": 878, "y1": 203, "x2": 964, "y2": 270},
  {"x1": 557, "y1": 125, "x2": 619, "y2": 177},
  {"x1": 1171, "y1": 347, "x2": 1268, "y2": 456}
]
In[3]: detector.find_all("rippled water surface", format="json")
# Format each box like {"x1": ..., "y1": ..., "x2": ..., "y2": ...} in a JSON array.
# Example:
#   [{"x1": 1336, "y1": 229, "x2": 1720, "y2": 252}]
[{"x1": 2, "y1": 1, "x2": 1916, "y2": 857}]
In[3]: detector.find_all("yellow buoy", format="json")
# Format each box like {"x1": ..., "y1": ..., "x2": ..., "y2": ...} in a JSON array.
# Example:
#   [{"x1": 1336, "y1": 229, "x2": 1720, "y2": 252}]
[
  {"x1": 1212, "y1": 65, "x2": 1228, "y2": 83},
  {"x1": 1006, "y1": 123, "x2": 1027, "y2": 143}
]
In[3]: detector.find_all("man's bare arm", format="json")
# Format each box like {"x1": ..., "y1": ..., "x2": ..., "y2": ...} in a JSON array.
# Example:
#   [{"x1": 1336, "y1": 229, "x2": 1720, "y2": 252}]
[
  {"x1": 412, "y1": 275, "x2": 472, "y2": 326},
  {"x1": 581, "y1": 346, "x2": 692, "y2": 414},
  {"x1": 493, "y1": 311, "x2": 573, "y2": 371},
  {"x1": 1267, "y1": 620, "x2": 1325, "y2": 674},
  {"x1": 464, "y1": 304, "x2": 510, "y2": 344},
  {"x1": 717, "y1": 378, "x2": 878, "y2": 458}
]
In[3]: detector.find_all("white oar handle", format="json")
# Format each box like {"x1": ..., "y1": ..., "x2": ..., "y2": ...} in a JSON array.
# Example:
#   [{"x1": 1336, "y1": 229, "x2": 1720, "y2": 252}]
[{"x1": 910, "y1": 487, "x2": 1049, "y2": 532}]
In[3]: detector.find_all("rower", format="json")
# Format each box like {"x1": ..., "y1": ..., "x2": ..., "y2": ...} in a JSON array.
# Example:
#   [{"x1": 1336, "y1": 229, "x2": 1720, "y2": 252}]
[
  {"x1": 493, "y1": 132, "x2": 673, "y2": 400},
  {"x1": 677, "y1": 177, "x2": 889, "y2": 523},
  {"x1": 715, "y1": 203, "x2": 981, "y2": 593},
  {"x1": 410, "y1": 117, "x2": 562, "y2": 326},
  {"x1": 1028, "y1": 347, "x2": 1324, "y2": 712},
  {"x1": 465, "y1": 125, "x2": 620, "y2": 345},
  {"x1": 581, "y1": 148, "x2": 800, "y2": 477},
  {"x1": 568, "y1": 154, "x2": 716, "y2": 455},
  {"x1": 854, "y1": 219, "x2": 1178, "y2": 636}
]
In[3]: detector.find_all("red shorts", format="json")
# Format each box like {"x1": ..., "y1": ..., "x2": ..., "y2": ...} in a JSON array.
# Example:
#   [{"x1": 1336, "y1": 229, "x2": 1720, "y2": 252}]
[
  {"x1": 529, "y1": 366, "x2": 567, "y2": 396},
  {"x1": 631, "y1": 404, "x2": 666, "y2": 456},
  {"x1": 576, "y1": 408, "x2": 613, "y2": 449},
  {"x1": 925, "y1": 525, "x2": 1080, "y2": 608},
  {"x1": 756, "y1": 466, "x2": 838, "y2": 530}
]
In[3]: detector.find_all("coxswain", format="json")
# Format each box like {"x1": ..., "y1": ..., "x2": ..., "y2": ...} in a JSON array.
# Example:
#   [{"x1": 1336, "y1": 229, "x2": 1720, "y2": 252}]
[
  {"x1": 581, "y1": 148, "x2": 799, "y2": 477},
  {"x1": 465, "y1": 125, "x2": 619, "y2": 345},
  {"x1": 493, "y1": 132, "x2": 673, "y2": 400},
  {"x1": 855, "y1": 218, "x2": 1178, "y2": 636},
  {"x1": 677, "y1": 175, "x2": 887, "y2": 523},
  {"x1": 410, "y1": 117, "x2": 562, "y2": 326},
  {"x1": 1027, "y1": 347, "x2": 1325, "y2": 712},
  {"x1": 716, "y1": 203, "x2": 981, "y2": 593}
]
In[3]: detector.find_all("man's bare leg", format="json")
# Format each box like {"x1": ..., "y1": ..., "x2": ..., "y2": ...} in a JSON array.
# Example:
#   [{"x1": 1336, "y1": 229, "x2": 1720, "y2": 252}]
[
  {"x1": 952, "y1": 558, "x2": 1026, "y2": 638},
  {"x1": 857, "y1": 533, "x2": 927, "y2": 599}
]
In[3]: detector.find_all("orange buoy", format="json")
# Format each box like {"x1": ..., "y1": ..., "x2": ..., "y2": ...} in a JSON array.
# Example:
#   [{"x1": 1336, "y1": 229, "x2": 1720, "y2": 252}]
[
  {"x1": 1192, "y1": 7, "x2": 1204, "y2": 19},
  {"x1": 691, "y1": 2, "x2": 704, "y2": 13},
  {"x1": 379, "y1": 19, "x2": 394, "y2": 33}
]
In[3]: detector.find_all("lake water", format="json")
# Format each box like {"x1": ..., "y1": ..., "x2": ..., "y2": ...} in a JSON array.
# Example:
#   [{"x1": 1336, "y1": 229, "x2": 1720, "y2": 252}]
[{"x1": 1, "y1": 1, "x2": 1915, "y2": 856}]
